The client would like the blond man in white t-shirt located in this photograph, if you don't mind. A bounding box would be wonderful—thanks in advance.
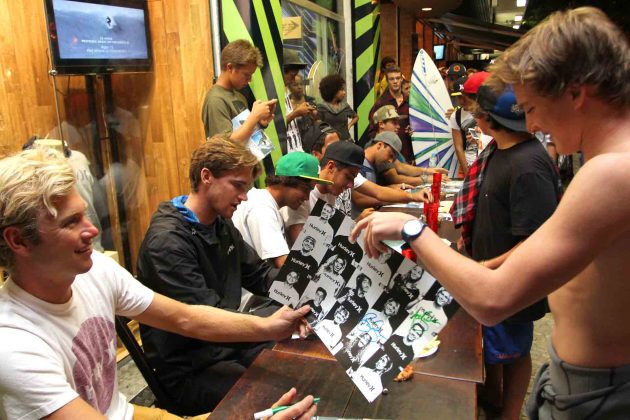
[0,148,316,420]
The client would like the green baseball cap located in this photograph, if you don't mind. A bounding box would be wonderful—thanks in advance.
[275,152,332,184]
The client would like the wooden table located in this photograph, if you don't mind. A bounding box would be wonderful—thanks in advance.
[211,349,477,419]
[274,308,483,384]
[412,309,483,383]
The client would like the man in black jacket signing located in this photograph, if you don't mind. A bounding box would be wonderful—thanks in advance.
[137,136,283,415]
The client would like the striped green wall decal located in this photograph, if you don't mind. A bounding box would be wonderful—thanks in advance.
[352,1,380,147]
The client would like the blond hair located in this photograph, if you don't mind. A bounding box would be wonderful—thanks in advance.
[189,135,261,192]
[220,39,263,70]
[491,7,630,108]
[0,148,75,273]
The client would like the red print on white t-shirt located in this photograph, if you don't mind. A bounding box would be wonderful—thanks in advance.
[72,317,117,412]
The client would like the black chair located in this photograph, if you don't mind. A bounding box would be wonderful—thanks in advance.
[115,316,177,412]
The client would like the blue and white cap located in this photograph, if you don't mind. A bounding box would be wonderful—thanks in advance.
[477,84,528,133]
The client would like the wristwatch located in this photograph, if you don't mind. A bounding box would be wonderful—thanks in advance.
[401,219,426,244]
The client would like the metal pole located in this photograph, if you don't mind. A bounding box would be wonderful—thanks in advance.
[209,0,222,81]
[48,69,65,149]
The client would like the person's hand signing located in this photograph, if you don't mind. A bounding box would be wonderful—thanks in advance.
[267,388,317,420]
[350,212,415,259]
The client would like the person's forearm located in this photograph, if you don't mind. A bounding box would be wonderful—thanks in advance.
[135,294,270,343]
[230,116,260,143]
[286,223,304,247]
[374,186,414,203]
[408,230,530,325]
[385,172,425,187]
[394,160,425,177]
[352,189,384,208]
[482,242,523,270]
[286,110,300,124]
[272,254,288,269]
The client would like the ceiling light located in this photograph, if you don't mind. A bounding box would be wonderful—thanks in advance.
[421,7,432,11]
[514,15,523,22]
[516,0,526,6]
[513,24,520,29]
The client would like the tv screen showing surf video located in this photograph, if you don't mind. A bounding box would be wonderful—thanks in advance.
[52,0,149,60]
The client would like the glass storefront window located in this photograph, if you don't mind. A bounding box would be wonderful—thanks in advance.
[282,1,345,103]
[37,74,151,272]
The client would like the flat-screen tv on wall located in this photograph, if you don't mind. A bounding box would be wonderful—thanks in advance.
[433,45,445,61]
[44,0,152,75]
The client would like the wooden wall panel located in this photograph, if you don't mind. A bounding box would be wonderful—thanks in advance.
[0,1,58,155]
[0,0,215,272]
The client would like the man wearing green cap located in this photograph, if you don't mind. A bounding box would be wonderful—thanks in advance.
[233,151,332,268]
[137,137,302,414]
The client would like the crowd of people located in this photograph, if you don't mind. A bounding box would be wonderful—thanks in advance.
[0,6,628,420]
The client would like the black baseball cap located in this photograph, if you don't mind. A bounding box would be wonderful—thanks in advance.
[450,76,468,96]
[302,122,339,154]
[323,141,371,172]
[446,63,466,77]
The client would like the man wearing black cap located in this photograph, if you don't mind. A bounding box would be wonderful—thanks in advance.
[282,138,368,242]
[445,62,467,105]
[201,39,277,141]
[281,123,433,244]
[283,48,314,152]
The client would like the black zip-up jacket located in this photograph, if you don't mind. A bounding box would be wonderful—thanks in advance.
[137,201,277,380]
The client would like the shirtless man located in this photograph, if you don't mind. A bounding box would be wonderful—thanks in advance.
[352,8,630,419]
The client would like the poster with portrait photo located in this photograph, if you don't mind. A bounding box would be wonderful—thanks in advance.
[306,200,344,249]
[273,201,343,309]
[357,245,404,290]
[314,270,378,350]
[268,199,460,403]
[274,233,323,308]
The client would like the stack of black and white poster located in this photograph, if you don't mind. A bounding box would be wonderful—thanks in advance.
[269,200,459,402]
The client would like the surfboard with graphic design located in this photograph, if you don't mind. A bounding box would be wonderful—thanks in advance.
[410,50,458,177]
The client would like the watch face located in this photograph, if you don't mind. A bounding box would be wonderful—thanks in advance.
[405,220,423,237]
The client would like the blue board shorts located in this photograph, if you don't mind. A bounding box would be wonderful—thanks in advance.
[483,321,533,365]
